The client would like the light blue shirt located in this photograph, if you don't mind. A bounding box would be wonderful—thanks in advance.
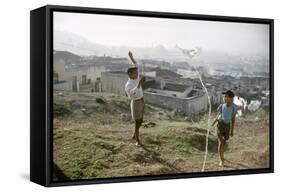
[217,103,238,123]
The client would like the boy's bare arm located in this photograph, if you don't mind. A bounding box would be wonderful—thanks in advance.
[212,114,220,126]
[231,116,236,136]
[212,118,218,126]
[128,51,137,65]
[137,77,145,88]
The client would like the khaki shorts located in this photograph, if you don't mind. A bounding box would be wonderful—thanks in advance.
[217,120,231,140]
[130,98,144,121]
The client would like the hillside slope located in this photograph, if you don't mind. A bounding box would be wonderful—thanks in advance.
[53,91,270,181]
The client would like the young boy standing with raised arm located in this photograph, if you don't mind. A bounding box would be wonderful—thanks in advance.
[125,51,145,146]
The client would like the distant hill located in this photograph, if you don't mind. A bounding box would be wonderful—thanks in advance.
[54,30,186,61]
[54,50,82,65]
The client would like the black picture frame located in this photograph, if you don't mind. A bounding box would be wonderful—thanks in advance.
[30,4,274,187]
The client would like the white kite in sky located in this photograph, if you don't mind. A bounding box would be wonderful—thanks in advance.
[175,44,202,58]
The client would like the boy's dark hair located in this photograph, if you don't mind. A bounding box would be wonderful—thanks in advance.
[127,67,137,74]
[222,90,235,98]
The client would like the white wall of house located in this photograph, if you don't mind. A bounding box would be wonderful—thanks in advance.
[144,91,208,115]
[101,72,128,96]
[53,81,73,91]
[54,60,106,85]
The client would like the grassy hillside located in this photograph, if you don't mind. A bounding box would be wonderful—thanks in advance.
[53,91,270,181]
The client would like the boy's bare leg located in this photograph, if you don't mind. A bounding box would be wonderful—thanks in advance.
[218,137,225,167]
[132,123,137,140]
[132,131,136,140]
[135,123,140,145]
[133,120,142,145]
[132,120,141,140]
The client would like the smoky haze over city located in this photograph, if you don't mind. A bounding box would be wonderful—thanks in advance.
[54,12,269,56]
[53,12,269,75]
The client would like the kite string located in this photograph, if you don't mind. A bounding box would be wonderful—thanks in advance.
[194,70,212,172]
[141,60,145,76]
[180,50,212,172]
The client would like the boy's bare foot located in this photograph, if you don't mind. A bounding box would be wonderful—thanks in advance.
[219,159,224,168]
[135,140,141,146]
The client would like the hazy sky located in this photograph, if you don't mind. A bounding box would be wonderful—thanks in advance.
[54,12,270,55]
